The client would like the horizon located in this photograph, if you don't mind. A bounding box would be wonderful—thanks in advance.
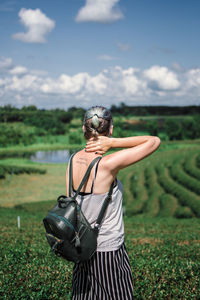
[0,102,200,111]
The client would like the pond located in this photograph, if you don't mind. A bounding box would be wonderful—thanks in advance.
[30,150,71,164]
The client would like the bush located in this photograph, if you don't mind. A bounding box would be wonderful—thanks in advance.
[0,165,46,179]
[24,114,66,135]
[175,206,194,218]
[68,130,84,145]
[147,120,159,136]
[164,119,183,140]
[0,123,37,147]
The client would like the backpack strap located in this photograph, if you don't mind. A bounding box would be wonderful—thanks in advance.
[68,153,115,232]
[68,153,77,197]
[68,154,102,198]
[94,181,115,231]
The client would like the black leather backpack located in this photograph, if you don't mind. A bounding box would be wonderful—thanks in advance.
[43,154,114,263]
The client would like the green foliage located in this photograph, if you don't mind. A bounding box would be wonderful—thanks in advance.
[174,206,194,219]
[128,170,148,215]
[0,140,200,298]
[0,203,200,299]
[118,147,200,219]
[0,164,46,179]
[0,105,72,125]
[67,107,85,119]
[143,166,161,216]
[170,158,200,195]
[163,115,200,141]
[0,123,37,147]
[24,113,66,135]
[0,204,73,299]
[183,153,200,181]
[147,120,159,136]
[164,119,183,140]
[159,193,178,217]
[110,103,200,116]
[0,105,200,146]
[0,150,33,159]
[68,129,85,145]
[156,163,200,217]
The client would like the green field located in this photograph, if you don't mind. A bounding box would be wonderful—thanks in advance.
[0,140,200,299]
[119,143,200,219]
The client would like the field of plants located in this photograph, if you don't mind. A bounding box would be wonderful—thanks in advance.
[0,104,200,299]
[0,139,200,299]
[119,144,200,219]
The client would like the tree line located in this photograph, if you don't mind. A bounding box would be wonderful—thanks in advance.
[1,104,200,123]
[110,103,200,116]
[0,104,200,147]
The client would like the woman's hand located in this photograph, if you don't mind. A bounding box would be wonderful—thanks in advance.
[86,136,112,155]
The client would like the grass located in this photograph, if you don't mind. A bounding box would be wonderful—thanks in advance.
[0,160,66,207]
[0,201,200,299]
[0,139,200,298]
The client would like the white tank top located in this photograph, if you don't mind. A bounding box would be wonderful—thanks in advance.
[71,162,124,252]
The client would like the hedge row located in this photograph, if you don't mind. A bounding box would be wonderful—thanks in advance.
[0,165,46,179]
[156,164,200,217]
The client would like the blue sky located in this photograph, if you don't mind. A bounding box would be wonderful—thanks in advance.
[0,0,200,109]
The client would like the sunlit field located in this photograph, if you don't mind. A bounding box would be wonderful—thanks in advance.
[0,139,200,299]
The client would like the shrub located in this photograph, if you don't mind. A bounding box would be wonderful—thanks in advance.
[68,130,84,145]
[0,165,46,179]
[0,123,36,147]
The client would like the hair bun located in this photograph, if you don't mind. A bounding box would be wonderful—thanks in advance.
[92,114,100,128]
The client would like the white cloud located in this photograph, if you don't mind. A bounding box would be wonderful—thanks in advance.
[186,68,200,88]
[75,0,124,23]
[8,74,41,92]
[87,73,107,94]
[10,66,27,75]
[121,68,142,95]
[41,73,90,94]
[40,72,108,96]
[1,58,200,109]
[143,65,180,91]
[12,8,55,43]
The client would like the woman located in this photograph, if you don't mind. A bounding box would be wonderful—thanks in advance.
[66,106,160,300]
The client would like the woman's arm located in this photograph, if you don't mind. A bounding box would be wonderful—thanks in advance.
[86,135,161,173]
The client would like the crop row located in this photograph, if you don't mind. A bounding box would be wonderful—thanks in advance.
[120,150,200,218]
[0,164,46,179]
[129,169,148,215]
[197,153,200,168]
[183,152,200,181]
[159,193,178,217]
[169,158,200,196]
[156,164,199,217]
[143,166,162,217]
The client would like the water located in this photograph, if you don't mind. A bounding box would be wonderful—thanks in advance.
[30,150,71,163]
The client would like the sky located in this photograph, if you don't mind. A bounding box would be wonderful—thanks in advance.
[0,0,200,109]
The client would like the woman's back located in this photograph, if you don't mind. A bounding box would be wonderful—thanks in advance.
[67,149,115,195]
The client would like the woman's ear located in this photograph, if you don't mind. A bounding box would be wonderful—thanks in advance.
[109,125,113,136]
[82,125,86,133]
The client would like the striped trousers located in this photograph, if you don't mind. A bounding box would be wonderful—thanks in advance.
[71,243,133,300]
